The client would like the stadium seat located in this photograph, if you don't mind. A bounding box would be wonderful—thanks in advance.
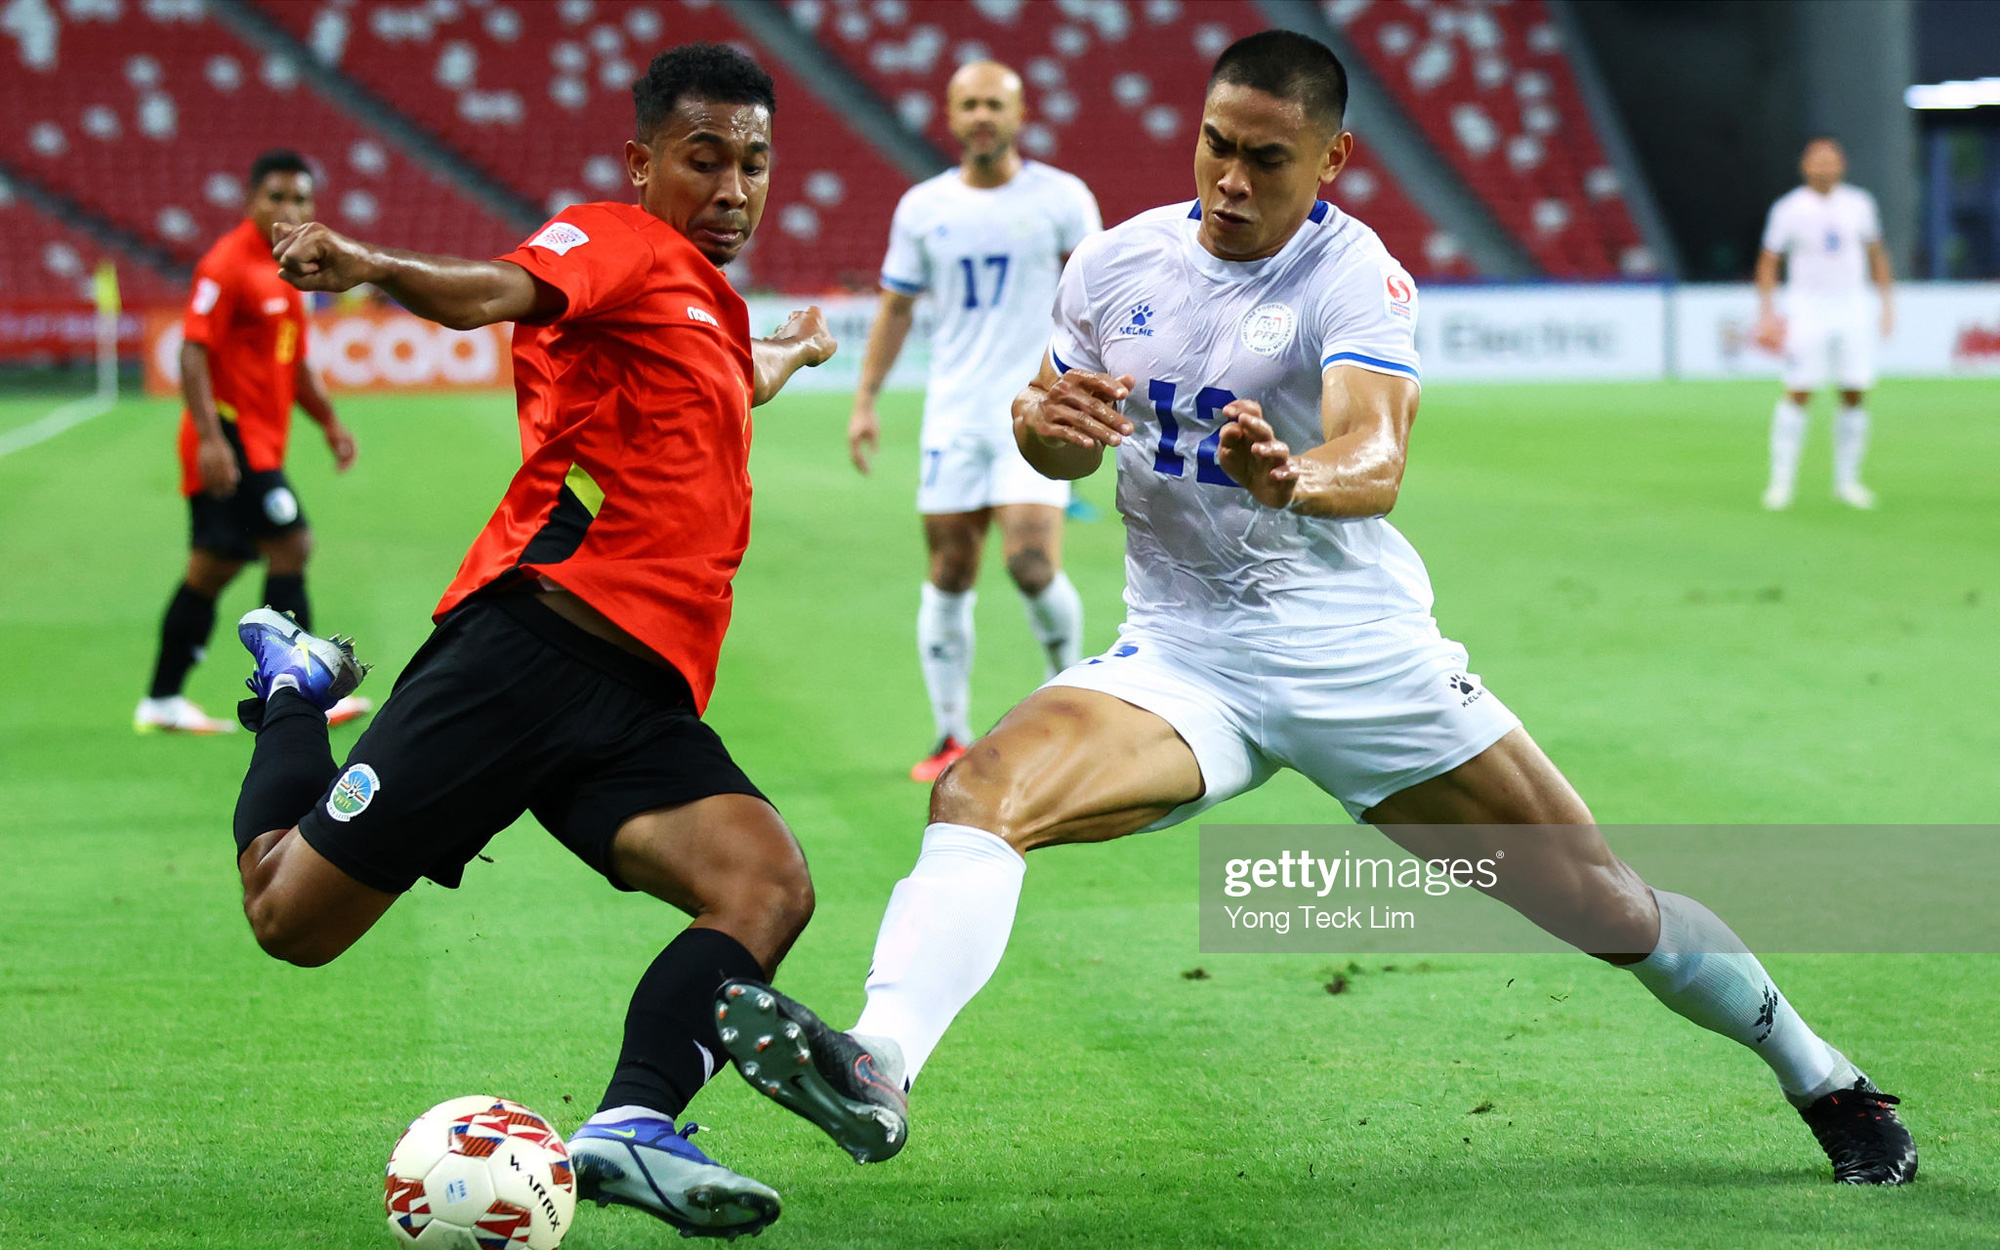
[254,0,916,292]
[1325,0,1651,277]
[0,0,523,278]
[0,174,181,303]
[793,0,1468,277]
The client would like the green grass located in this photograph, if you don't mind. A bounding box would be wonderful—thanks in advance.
[1,380,1995,1248]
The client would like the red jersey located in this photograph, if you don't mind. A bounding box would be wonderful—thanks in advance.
[435,203,755,713]
[177,219,307,496]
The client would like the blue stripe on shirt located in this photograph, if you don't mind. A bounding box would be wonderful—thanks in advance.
[1321,351,1420,380]
[1050,345,1073,374]
[880,273,925,295]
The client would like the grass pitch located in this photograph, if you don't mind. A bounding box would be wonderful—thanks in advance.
[1,379,1995,1248]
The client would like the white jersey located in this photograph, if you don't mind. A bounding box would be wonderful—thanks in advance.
[1761,184,1880,304]
[1051,200,1430,641]
[882,161,1100,439]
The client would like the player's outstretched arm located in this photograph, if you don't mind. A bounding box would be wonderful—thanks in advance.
[270,222,561,331]
[1216,365,1417,517]
[292,357,356,472]
[1012,353,1135,481]
[752,306,837,407]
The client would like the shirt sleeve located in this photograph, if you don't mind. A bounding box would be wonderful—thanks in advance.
[1855,191,1882,244]
[1315,251,1421,386]
[180,256,236,347]
[1057,178,1103,256]
[1048,239,1104,375]
[879,193,929,296]
[496,207,652,323]
[1759,198,1789,255]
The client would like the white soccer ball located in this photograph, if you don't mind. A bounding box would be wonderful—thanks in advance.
[384,1095,576,1249]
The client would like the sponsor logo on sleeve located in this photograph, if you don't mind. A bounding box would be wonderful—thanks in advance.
[1384,271,1415,322]
[526,222,590,256]
[262,295,290,315]
[1240,301,1298,356]
[686,305,719,327]
[326,763,380,823]
[191,277,221,315]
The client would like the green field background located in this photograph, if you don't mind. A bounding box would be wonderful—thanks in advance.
[1,379,1994,1247]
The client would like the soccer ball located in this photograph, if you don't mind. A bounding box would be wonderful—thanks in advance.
[383,1096,576,1249]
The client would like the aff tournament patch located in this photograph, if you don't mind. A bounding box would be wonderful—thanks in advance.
[1384,270,1416,322]
[326,764,380,823]
[1240,301,1298,356]
[526,221,589,255]
[190,277,221,315]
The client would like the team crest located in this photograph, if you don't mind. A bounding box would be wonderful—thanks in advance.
[525,221,589,255]
[326,763,380,823]
[1240,301,1297,356]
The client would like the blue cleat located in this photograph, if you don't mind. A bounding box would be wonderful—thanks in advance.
[237,607,370,712]
[568,1117,780,1239]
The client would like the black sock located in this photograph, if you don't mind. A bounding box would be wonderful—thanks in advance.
[263,572,310,632]
[233,688,338,856]
[148,583,218,699]
[598,927,765,1119]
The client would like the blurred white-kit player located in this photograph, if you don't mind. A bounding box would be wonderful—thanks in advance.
[846,60,1102,781]
[1754,137,1895,510]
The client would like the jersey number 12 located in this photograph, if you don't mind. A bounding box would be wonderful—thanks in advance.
[1147,379,1243,487]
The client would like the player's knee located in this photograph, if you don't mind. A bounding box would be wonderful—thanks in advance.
[928,557,978,595]
[264,529,312,574]
[1006,547,1055,597]
[243,892,342,967]
[930,743,1033,845]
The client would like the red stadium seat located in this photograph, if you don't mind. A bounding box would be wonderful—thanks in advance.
[255,0,916,292]
[795,0,1467,277]
[0,2,523,277]
[1326,0,1651,277]
[0,179,182,303]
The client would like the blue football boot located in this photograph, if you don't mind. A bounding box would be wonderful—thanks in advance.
[568,1115,781,1239]
[237,607,370,711]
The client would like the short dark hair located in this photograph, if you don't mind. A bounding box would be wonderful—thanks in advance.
[248,149,312,191]
[1209,30,1348,134]
[633,42,776,141]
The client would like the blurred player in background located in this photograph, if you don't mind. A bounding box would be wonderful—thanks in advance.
[717,32,1916,1190]
[846,60,1102,781]
[135,150,366,734]
[224,44,834,1240]
[1755,137,1895,511]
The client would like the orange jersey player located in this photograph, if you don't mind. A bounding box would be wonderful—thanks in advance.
[137,150,365,734]
[217,45,837,1239]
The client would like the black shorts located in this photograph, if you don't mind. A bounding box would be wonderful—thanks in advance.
[188,421,307,562]
[297,590,766,894]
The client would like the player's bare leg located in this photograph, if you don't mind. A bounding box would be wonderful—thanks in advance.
[137,548,246,734]
[1833,387,1875,508]
[1764,388,1812,510]
[1363,729,1914,1183]
[912,509,992,779]
[994,503,1083,678]
[718,688,1198,1159]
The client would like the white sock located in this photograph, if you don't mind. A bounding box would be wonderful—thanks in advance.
[1768,398,1807,494]
[916,583,975,742]
[1833,403,1870,486]
[852,822,1025,1086]
[1021,571,1083,677]
[1628,890,1855,1107]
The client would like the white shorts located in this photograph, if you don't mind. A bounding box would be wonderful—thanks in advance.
[1044,615,1522,826]
[1783,299,1877,392]
[918,422,1069,514]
